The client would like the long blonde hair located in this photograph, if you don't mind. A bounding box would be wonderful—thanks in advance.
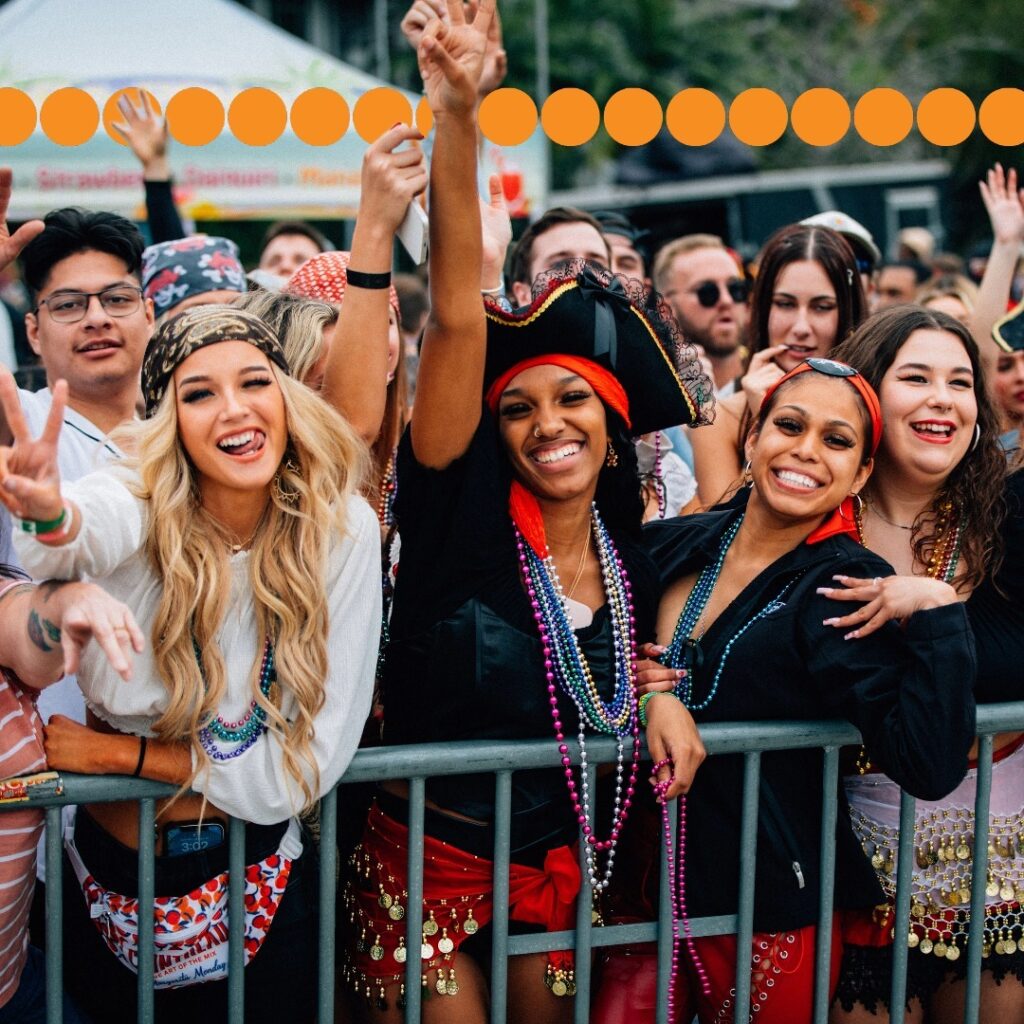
[115,367,369,813]
[233,290,338,385]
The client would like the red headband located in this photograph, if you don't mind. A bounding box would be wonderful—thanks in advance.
[759,359,882,546]
[487,356,631,557]
[760,359,882,458]
[485,355,631,428]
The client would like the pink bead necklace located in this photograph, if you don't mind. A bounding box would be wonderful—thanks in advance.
[516,506,642,892]
[652,758,710,1019]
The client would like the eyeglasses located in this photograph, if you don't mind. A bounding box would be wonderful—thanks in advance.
[35,285,144,324]
[693,279,749,308]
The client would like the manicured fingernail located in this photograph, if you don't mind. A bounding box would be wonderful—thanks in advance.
[652,644,667,654]
[816,587,832,595]
[844,631,858,640]
[676,670,687,678]
[832,575,847,582]
[823,618,839,626]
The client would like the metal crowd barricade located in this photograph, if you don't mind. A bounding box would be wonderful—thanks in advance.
[6,701,1023,1024]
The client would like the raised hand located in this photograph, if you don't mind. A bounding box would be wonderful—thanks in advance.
[0,369,65,523]
[417,0,497,117]
[400,0,448,51]
[0,168,44,275]
[979,163,1024,247]
[478,3,507,97]
[359,124,428,237]
[111,92,171,179]
[480,173,512,289]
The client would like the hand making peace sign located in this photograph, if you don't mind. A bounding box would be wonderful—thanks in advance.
[0,368,66,524]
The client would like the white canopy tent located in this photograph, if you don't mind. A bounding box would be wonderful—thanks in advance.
[0,0,545,221]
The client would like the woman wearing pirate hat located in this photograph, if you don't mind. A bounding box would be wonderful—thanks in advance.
[340,4,712,1020]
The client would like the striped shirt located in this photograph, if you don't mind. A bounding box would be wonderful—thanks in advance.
[0,581,46,1008]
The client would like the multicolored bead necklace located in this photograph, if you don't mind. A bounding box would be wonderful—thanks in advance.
[377,452,397,528]
[652,760,710,1018]
[195,636,277,762]
[515,503,641,892]
[663,515,742,710]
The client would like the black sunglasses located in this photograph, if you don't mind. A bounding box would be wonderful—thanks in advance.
[805,357,857,377]
[694,279,749,308]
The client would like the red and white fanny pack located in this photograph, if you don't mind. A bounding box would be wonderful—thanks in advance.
[64,812,302,989]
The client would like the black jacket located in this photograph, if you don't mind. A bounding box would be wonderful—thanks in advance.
[644,492,977,931]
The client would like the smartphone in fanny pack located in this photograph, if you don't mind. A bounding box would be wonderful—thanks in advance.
[163,821,226,858]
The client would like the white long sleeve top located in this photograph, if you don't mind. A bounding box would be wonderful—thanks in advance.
[14,466,381,824]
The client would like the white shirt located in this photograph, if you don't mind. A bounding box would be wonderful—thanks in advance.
[15,466,381,824]
[635,431,697,518]
[0,388,124,726]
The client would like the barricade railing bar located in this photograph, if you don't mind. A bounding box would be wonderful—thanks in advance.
[6,701,1023,1024]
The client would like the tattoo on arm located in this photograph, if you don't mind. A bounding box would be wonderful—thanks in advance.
[28,609,61,652]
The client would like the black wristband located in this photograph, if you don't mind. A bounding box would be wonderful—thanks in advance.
[133,736,148,777]
[345,268,392,290]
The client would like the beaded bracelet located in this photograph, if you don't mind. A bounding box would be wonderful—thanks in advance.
[346,268,391,290]
[637,690,681,728]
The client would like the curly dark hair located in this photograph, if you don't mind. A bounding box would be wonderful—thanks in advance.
[832,305,1007,591]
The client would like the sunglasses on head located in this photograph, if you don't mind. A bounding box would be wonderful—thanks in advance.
[694,279,749,308]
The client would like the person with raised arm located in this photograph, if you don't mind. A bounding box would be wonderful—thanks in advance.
[339,4,711,1021]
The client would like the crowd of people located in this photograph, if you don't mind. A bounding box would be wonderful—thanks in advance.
[0,3,1023,1023]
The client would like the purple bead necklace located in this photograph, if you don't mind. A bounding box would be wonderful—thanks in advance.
[516,504,641,892]
[652,758,710,1018]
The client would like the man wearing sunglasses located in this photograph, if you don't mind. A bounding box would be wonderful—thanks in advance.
[653,233,750,396]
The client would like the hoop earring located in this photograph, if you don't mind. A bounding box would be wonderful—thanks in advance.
[605,440,619,468]
[273,456,301,505]
[841,492,864,522]
[742,460,752,486]
[971,424,981,451]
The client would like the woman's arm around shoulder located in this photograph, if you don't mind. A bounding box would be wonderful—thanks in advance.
[797,546,976,800]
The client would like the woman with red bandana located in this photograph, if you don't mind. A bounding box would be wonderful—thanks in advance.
[340,4,711,1021]
[614,358,975,1024]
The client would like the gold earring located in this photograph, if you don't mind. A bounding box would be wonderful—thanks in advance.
[273,456,301,505]
[605,440,619,468]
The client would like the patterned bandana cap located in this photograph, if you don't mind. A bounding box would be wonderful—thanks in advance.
[142,235,246,316]
[284,250,401,314]
[142,306,289,417]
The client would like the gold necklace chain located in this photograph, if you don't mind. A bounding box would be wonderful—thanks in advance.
[564,527,592,601]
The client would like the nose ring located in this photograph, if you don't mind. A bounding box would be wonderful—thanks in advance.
[533,424,542,438]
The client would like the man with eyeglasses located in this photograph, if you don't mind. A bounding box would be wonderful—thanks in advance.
[0,179,154,714]
[653,233,750,397]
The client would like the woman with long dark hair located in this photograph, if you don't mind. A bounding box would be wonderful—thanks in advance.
[691,223,868,505]
[822,306,1023,1023]
[630,357,975,1023]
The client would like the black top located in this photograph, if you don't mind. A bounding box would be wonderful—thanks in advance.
[642,489,977,932]
[965,469,1024,704]
[384,411,658,854]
